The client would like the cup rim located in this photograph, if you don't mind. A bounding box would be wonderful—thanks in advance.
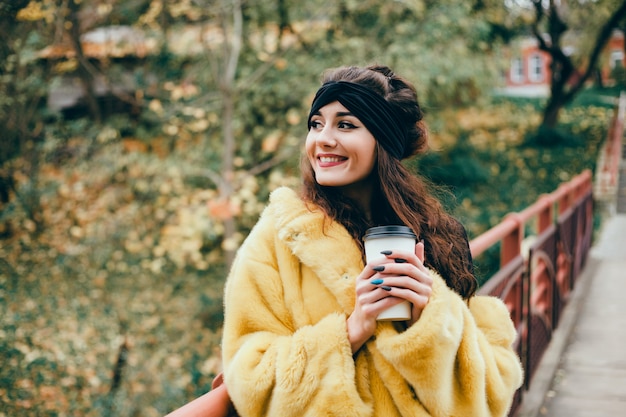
[363,225,416,241]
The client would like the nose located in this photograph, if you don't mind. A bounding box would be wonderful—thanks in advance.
[314,125,337,148]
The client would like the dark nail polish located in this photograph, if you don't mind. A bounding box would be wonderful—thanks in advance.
[380,250,393,255]
[381,286,392,291]
[373,265,385,272]
[394,258,407,263]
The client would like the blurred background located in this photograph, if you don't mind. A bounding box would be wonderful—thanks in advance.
[1,0,625,415]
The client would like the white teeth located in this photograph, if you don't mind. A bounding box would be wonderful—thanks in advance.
[319,156,343,163]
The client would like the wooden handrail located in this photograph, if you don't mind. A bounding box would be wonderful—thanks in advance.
[595,91,626,197]
[469,167,595,417]
[470,170,592,261]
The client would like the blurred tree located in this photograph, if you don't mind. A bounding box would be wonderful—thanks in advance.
[2,0,536,268]
[0,0,30,62]
[527,0,626,127]
[0,0,52,234]
[316,0,514,109]
[0,0,40,164]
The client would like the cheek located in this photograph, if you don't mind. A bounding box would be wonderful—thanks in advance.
[305,133,316,156]
[361,140,378,167]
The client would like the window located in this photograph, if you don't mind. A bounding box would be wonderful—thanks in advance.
[510,57,523,83]
[528,54,544,82]
[610,50,624,69]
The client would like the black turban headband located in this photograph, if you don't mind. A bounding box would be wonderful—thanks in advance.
[308,81,407,159]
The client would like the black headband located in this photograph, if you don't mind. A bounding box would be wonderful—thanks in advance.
[308,81,406,159]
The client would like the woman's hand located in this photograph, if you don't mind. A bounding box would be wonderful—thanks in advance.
[383,241,432,325]
[347,242,432,353]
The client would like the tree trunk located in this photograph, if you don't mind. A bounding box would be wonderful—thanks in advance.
[0,0,30,64]
[219,0,243,268]
[542,96,564,128]
[0,0,32,163]
[221,87,237,268]
[67,0,102,124]
[532,0,626,128]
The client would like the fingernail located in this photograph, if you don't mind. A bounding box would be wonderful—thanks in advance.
[394,258,407,263]
[371,278,384,285]
[373,265,385,272]
[380,250,392,255]
[381,286,392,291]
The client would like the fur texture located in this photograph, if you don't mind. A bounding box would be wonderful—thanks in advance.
[222,187,523,417]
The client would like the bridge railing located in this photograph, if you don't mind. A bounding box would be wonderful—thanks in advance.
[470,170,594,415]
[595,91,626,200]
[471,92,625,416]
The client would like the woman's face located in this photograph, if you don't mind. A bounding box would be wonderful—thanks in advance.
[306,101,377,189]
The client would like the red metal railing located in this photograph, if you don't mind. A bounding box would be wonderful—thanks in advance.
[596,92,626,197]
[471,93,625,416]
[470,170,594,416]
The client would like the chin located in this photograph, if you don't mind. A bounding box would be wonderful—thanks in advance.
[316,180,341,187]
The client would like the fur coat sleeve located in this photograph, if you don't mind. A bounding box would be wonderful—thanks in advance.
[221,187,523,417]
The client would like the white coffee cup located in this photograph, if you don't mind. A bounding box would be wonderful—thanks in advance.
[363,225,417,321]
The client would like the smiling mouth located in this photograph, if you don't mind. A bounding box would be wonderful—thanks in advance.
[318,156,347,164]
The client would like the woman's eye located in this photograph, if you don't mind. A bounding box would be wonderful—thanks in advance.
[309,120,322,129]
[338,121,356,129]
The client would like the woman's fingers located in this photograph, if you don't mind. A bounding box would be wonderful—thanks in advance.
[378,246,428,273]
[415,241,425,263]
[352,242,434,329]
[354,247,433,324]
[365,246,433,307]
[369,260,432,288]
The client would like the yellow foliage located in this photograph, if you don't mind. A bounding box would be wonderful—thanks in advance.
[138,0,163,29]
[275,58,288,71]
[16,1,49,21]
[149,99,164,116]
[262,131,282,153]
[286,108,301,126]
[53,59,78,74]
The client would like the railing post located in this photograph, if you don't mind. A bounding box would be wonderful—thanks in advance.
[537,195,553,233]
[556,183,571,215]
[501,213,523,266]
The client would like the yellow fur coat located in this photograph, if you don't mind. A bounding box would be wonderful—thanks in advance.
[221,187,523,417]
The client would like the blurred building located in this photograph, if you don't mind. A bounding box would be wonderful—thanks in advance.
[37,25,159,116]
[500,30,625,97]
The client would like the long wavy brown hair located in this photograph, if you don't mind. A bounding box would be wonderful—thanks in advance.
[300,65,477,299]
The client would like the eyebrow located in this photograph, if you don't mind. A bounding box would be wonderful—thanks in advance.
[311,110,355,118]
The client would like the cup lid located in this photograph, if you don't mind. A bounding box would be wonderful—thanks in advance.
[363,225,416,241]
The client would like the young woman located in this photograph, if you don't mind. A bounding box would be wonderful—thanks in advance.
[219,65,523,416]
